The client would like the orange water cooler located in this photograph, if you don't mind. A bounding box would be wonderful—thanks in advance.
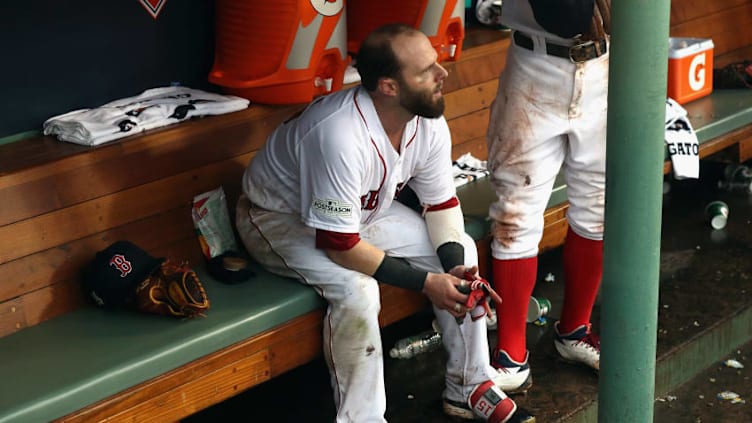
[209,0,350,105]
[667,37,714,104]
[347,0,465,62]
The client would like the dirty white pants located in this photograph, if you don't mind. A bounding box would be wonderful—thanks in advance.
[236,196,500,422]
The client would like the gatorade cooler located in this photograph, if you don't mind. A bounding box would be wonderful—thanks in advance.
[667,37,714,104]
[209,0,350,105]
[347,0,465,62]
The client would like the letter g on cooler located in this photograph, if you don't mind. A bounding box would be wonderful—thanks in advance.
[688,52,707,92]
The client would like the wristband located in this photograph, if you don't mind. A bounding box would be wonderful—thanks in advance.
[436,242,464,272]
[372,255,427,291]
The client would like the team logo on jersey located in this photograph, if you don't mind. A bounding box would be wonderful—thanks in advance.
[313,198,353,216]
[361,191,380,210]
[139,0,168,19]
[109,254,133,277]
[310,0,344,17]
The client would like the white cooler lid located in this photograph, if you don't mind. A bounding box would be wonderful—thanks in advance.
[668,37,714,59]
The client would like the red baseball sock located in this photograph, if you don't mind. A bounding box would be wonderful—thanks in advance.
[559,228,603,334]
[492,256,537,363]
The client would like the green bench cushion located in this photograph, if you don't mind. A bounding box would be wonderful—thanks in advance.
[687,89,752,143]
[0,265,323,423]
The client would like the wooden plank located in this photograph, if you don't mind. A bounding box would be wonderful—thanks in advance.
[444,79,498,121]
[102,350,271,423]
[55,314,281,423]
[0,207,198,303]
[540,203,570,253]
[0,153,251,265]
[443,38,508,93]
[452,136,489,162]
[20,279,85,330]
[448,109,491,147]
[462,27,509,51]
[738,136,752,162]
[267,316,324,378]
[0,109,283,227]
[475,237,492,279]
[670,0,750,26]
[670,3,752,57]
[714,44,752,68]
[378,285,430,328]
[0,105,297,188]
[0,297,25,336]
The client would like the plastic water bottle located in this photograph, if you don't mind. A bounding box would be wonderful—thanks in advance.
[389,330,442,359]
[718,164,752,193]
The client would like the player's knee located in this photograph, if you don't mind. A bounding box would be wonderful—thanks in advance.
[334,275,382,317]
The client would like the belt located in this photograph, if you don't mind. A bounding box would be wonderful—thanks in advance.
[513,31,608,63]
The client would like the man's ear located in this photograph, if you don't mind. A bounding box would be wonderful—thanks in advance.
[378,77,399,97]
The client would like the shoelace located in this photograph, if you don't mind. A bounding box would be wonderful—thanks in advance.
[575,332,601,351]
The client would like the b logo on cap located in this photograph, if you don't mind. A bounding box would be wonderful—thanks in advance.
[109,254,133,277]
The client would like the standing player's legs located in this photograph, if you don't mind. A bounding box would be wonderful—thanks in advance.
[486,43,574,387]
[555,53,609,371]
[236,196,386,423]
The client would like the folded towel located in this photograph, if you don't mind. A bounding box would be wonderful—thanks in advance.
[43,86,250,146]
[453,153,490,187]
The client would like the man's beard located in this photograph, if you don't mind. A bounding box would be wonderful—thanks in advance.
[399,83,445,118]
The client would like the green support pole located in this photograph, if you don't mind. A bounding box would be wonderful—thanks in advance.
[599,1,671,422]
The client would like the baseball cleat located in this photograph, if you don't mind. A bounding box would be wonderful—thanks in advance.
[491,349,533,394]
[554,322,600,372]
[443,380,535,423]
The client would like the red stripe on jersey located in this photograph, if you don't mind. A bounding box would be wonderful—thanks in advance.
[405,117,419,149]
[316,229,361,251]
[426,196,459,212]
[354,89,387,224]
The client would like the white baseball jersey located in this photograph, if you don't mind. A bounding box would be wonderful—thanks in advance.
[242,86,457,225]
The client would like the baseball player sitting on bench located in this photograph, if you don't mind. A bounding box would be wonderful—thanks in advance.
[236,23,534,423]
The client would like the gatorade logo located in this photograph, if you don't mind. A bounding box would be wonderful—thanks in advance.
[310,0,344,16]
[109,254,133,277]
[688,52,707,92]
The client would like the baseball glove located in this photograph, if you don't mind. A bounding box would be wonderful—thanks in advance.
[134,260,210,318]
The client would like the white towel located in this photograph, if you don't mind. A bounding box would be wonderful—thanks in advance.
[665,98,699,180]
[452,153,490,187]
[43,86,250,146]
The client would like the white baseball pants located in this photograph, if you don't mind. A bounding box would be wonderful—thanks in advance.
[236,196,500,422]
[487,38,609,259]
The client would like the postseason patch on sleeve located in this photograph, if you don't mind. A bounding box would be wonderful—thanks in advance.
[312,197,354,217]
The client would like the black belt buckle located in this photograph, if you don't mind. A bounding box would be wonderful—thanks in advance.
[569,40,607,63]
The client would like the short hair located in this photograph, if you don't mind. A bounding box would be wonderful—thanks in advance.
[355,23,421,91]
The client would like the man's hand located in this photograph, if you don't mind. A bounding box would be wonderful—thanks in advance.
[422,265,478,319]
[448,265,479,283]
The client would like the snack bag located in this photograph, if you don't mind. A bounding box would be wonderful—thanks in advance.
[192,187,238,260]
